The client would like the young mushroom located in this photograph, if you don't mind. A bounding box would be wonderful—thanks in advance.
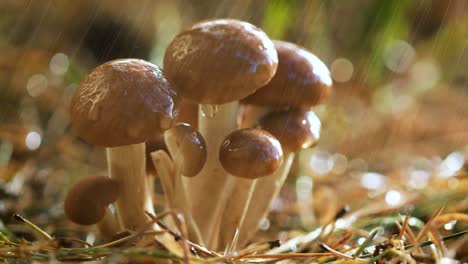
[242,40,332,108]
[163,19,278,248]
[239,109,321,245]
[70,59,183,255]
[146,100,198,176]
[259,109,321,153]
[150,122,206,244]
[64,176,120,240]
[218,128,283,251]
[165,123,207,178]
[152,122,207,208]
[223,41,332,247]
[219,128,283,179]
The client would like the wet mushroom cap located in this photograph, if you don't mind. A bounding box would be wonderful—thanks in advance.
[64,176,120,225]
[259,108,321,153]
[243,41,332,107]
[219,128,283,179]
[70,59,178,147]
[164,19,278,104]
[164,123,207,177]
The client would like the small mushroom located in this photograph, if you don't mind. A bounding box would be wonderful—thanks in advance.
[259,109,321,153]
[242,40,332,108]
[150,123,207,245]
[218,128,283,250]
[70,59,178,232]
[164,123,207,177]
[64,176,120,240]
[146,99,198,176]
[219,128,283,179]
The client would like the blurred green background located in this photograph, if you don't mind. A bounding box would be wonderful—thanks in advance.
[1,0,467,159]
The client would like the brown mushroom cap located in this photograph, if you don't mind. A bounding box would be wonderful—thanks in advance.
[164,123,207,177]
[259,108,321,153]
[243,41,332,107]
[163,19,278,104]
[219,128,283,179]
[64,176,120,225]
[70,59,178,147]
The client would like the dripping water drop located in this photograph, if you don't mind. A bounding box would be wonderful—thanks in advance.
[200,104,218,118]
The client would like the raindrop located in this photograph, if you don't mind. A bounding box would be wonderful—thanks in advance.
[271,197,283,211]
[444,220,456,231]
[385,190,401,206]
[410,59,440,93]
[200,104,218,118]
[408,169,430,189]
[309,151,333,176]
[49,53,69,76]
[408,218,419,227]
[332,153,348,174]
[258,218,270,231]
[296,175,313,199]
[330,57,354,82]
[356,237,366,245]
[25,131,41,151]
[384,40,415,73]
[26,74,48,97]
[439,152,464,178]
[360,172,385,190]
[335,219,347,229]
[444,152,464,171]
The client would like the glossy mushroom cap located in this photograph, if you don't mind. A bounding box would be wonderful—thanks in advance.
[219,128,283,179]
[70,59,178,147]
[64,176,120,225]
[164,123,207,177]
[164,19,278,104]
[243,41,332,108]
[259,109,321,153]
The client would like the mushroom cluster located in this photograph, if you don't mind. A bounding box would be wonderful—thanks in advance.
[66,19,332,253]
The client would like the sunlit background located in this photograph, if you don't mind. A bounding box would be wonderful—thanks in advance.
[0,0,467,259]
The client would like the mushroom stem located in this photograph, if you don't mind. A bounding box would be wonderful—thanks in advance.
[106,143,153,230]
[150,149,205,246]
[224,179,258,254]
[220,153,295,248]
[107,145,185,257]
[236,152,295,246]
[205,176,236,249]
[218,104,275,249]
[97,208,121,241]
[150,150,175,207]
[182,101,239,247]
